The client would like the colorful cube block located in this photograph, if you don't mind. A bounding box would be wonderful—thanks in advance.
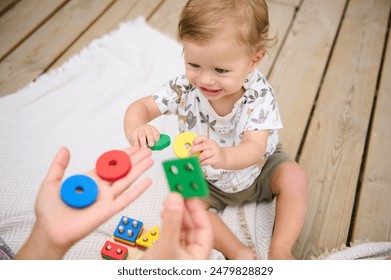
[100,240,128,260]
[136,226,159,251]
[113,216,144,246]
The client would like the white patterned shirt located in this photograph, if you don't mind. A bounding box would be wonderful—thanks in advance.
[152,69,282,193]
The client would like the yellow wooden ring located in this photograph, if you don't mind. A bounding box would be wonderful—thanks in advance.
[173,132,199,158]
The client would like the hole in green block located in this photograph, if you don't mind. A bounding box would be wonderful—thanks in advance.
[191,183,198,190]
[185,163,194,171]
[175,184,183,192]
[170,165,179,175]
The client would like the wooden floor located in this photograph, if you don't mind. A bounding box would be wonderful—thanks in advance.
[1,0,390,259]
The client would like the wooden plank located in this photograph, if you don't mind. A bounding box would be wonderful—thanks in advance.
[352,26,391,242]
[293,0,390,259]
[0,0,67,61]
[268,0,346,158]
[259,1,296,76]
[0,0,19,16]
[0,0,114,97]
[269,0,301,7]
[51,0,163,68]
[148,0,187,39]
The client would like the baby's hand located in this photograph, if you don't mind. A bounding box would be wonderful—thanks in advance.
[190,135,226,169]
[128,124,160,149]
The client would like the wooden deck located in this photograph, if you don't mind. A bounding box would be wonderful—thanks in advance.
[1,0,390,259]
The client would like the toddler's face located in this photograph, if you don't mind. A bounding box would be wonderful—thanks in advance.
[183,29,262,104]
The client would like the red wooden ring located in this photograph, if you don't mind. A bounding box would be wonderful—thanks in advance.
[96,150,131,182]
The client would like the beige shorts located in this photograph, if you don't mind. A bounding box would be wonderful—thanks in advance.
[201,144,292,211]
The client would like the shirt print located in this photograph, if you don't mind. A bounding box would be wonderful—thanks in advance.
[152,69,283,193]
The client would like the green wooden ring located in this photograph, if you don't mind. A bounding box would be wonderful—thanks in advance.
[149,134,171,151]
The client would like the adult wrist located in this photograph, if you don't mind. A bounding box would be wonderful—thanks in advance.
[15,224,69,259]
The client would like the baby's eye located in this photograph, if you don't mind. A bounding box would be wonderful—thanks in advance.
[188,63,200,68]
[215,68,228,74]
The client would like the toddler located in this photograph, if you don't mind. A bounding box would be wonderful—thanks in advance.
[124,0,308,259]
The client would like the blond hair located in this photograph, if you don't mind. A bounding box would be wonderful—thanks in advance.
[177,0,276,54]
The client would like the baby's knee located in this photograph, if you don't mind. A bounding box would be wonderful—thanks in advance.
[272,162,308,197]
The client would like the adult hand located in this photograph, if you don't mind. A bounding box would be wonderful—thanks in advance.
[15,146,153,259]
[143,192,213,260]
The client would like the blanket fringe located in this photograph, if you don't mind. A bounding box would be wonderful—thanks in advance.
[238,205,261,260]
[312,239,373,260]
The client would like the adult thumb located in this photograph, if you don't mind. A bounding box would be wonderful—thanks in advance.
[159,192,185,245]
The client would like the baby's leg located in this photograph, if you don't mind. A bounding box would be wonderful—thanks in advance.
[200,201,255,260]
[269,161,308,259]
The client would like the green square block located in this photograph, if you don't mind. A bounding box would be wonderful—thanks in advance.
[162,157,209,198]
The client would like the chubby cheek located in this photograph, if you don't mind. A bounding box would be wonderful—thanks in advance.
[185,69,197,86]
[222,78,244,93]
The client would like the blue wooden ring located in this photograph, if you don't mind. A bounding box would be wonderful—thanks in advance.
[60,174,98,208]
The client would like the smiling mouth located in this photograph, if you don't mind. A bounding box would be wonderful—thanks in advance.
[199,86,222,96]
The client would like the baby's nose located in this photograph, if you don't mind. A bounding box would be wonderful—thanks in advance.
[198,71,215,86]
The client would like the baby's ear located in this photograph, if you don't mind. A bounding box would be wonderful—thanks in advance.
[249,49,265,71]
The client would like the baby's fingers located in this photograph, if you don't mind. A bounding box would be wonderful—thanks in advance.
[145,127,160,148]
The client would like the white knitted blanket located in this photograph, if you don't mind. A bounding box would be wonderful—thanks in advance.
[0,18,275,260]
[318,241,391,260]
